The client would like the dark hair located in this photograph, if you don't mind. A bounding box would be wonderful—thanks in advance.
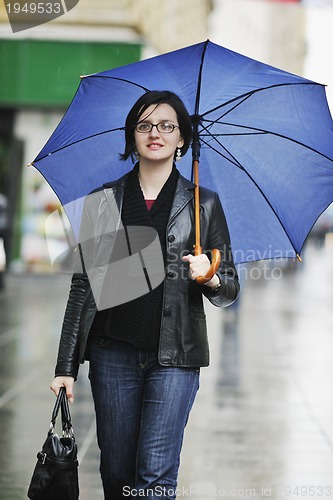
[120,90,193,162]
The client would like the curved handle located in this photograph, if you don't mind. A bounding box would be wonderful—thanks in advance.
[194,246,221,285]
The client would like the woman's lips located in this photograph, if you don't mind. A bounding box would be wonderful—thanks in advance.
[147,143,163,150]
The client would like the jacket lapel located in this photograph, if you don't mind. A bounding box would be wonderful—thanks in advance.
[103,173,127,221]
[168,174,195,223]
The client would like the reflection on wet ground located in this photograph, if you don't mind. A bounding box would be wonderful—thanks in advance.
[0,240,333,499]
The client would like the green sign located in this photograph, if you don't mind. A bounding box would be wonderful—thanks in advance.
[0,39,141,107]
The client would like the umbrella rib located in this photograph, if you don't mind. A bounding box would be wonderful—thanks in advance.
[200,136,243,170]
[34,127,125,162]
[201,131,265,137]
[202,117,267,136]
[87,75,151,93]
[201,119,333,163]
[200,81,323,119]
[199,124,244,169]
[199,137,300,256]
[202,93,263,132]
[208,93,254,121]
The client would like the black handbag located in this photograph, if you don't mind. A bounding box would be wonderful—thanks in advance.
[28,387,79,499]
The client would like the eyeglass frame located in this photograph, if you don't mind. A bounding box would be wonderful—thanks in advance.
[134,122,180,134]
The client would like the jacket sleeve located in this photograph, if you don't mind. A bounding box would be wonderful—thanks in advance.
[54,269,90,380]
[201,192,240,307]
[54,190,98,380]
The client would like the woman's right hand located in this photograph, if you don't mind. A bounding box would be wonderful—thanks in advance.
[50,376,75,403]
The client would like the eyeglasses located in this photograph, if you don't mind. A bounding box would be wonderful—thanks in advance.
[135,122,180,134]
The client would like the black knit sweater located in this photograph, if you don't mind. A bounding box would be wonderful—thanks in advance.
[90,164,179,352]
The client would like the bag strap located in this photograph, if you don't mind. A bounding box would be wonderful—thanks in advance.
[51,387,65,425]
[50,387,74,436]
[60,389,73,435]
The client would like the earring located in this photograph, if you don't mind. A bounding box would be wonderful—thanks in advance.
[134,148,140,161]
[176,148,182,162]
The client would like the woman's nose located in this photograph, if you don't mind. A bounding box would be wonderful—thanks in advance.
[149,124,160,137]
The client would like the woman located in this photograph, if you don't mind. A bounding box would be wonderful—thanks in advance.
[51,90,240,499]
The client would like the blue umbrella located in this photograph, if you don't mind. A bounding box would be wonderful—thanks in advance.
[31,40,333,265]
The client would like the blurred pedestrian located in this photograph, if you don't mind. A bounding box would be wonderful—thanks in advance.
[50,90,240,499]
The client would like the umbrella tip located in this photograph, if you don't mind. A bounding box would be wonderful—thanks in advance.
[296,254,302,262]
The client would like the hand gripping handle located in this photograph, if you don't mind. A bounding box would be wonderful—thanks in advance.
[193,246,221,285]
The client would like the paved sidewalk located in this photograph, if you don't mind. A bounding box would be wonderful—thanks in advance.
[0,240,333,499]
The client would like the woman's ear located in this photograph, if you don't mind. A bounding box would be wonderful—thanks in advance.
[178,137,184,148]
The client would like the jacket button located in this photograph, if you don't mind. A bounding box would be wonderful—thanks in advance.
[168,235,175,243]
[163,309,171,317]
[167,271,174,278]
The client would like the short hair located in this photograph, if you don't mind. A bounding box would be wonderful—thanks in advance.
[120,90,193,162]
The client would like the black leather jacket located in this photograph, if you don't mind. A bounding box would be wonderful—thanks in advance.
[55,172,240,379]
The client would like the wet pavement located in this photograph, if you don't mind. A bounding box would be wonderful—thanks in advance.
[0,239,333,499]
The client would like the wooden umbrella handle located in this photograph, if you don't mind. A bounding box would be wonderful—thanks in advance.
[192,158,221,284]
[194,246,221,285]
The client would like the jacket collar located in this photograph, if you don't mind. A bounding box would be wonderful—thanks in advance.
[102,168,196,221]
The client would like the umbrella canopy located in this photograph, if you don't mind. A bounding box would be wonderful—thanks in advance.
[32,40,333,264]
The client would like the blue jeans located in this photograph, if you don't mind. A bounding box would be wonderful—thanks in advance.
[88,337,200,499]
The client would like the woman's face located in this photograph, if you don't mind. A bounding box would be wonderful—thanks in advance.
[134,103,184,164]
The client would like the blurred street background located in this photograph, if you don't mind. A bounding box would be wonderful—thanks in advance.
[1,0,333,498]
